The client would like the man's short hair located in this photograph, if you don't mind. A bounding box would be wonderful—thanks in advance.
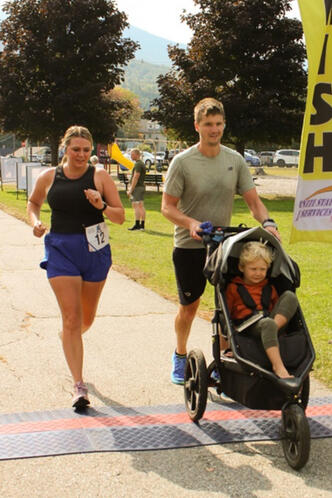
[194,98,225,123]
[131,148,141,156]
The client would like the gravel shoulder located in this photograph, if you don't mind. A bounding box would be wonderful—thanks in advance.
[253,175,297,197]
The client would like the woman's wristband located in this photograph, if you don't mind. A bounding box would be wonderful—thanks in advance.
[98,201,108,212]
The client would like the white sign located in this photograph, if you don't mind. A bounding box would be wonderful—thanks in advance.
[0,157,17,183]
[26,163,46,197]
[17,161,27,190]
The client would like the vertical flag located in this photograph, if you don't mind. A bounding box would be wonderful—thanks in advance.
[290,0,332,243]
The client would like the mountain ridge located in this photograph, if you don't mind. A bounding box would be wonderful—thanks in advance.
[122,59,169,110]
[121,26,188,109]
[123,25,186,66]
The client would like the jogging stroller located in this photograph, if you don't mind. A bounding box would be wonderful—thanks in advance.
[184,225,315,470]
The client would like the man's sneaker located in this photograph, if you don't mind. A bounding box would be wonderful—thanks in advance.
[72,381,90,409]
[171,351,186,385]
[210,369,232,400]
[128,225,140,231]
[211,369,220,382]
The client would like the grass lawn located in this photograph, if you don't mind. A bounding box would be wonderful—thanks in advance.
[0,183,331,388]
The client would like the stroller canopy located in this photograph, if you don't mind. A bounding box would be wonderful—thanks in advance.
[204,227,300,287]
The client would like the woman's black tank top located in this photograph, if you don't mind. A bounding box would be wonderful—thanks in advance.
[47,165,104,233]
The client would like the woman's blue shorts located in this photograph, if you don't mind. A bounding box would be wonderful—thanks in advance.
[40,232,112,282]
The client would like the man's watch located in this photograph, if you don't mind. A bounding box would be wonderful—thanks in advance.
[99,201,107,212]
[262,218,278,230]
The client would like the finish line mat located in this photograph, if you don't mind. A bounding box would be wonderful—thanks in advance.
[0,397,331,461]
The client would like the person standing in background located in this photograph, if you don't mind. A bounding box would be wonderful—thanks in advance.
[127,148,146,231]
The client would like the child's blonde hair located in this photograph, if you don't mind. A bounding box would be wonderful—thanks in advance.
[239,241,274,268]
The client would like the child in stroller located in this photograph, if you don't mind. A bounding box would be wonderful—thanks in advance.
[184,225,315,470]
[226,240,299,380]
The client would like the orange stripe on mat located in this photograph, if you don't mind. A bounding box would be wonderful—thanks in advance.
[0,404,331,436]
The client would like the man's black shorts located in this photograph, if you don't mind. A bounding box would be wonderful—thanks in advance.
[172,247,207,305]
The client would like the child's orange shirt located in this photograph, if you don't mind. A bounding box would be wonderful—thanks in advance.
[226,276,279,320]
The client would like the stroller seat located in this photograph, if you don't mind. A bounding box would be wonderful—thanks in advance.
[211,229,308,374]
[234,325,308,375]
[203,226,314,397]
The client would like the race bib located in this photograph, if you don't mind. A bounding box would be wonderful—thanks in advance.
[85,222,109,252]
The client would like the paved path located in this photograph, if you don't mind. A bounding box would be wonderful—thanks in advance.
[0,209,331,498]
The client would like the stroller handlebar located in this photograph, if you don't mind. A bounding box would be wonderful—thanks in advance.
[198,224,249,248]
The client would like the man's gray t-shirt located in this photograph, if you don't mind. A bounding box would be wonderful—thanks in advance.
[164,144,254,248]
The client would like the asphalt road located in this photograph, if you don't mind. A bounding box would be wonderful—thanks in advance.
[0,209,331,498]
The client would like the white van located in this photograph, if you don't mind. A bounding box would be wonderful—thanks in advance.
[273,149,299,167]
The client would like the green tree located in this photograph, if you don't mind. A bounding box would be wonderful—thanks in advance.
[123,59,169,110]
[147,0,307,153]
[110,86,143,138]
[0,0,138,163]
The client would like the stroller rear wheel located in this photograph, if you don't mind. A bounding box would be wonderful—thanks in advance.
[281,403,311,470]
[184,349,208,422]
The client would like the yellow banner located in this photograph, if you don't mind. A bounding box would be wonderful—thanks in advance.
[290,0,332,243]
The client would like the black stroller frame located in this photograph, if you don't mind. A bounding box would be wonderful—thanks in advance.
[184,226,315,470]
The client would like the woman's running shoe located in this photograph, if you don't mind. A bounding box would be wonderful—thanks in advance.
[72,381,90,409]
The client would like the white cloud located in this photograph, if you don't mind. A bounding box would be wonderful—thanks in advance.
[115,0,197,44]
[1,0,301,45]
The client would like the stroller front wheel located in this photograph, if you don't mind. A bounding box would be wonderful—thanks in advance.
[299,375,310,411]
[184,349,208,422]
[281,403,311,470]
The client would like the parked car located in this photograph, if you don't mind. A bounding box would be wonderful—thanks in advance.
[39,151,52,163]
[141,151,155,168]
[124,150,155,169]
[245,149,258,157]
[244,151,261,166]
[273,149,299,167]
[168,149,180,161]
[34,147,51,163]
[259,151,275,166]
[155,151,170,171]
